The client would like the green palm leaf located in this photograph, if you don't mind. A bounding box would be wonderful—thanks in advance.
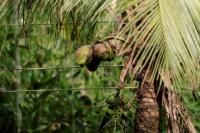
[118,0,200,89]
[0,0,116,46]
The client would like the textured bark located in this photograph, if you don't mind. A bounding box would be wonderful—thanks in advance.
[163,90,197,133]
[134,71,159,133]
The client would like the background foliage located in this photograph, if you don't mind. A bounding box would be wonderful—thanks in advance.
[0,21,137,132]
[0,0,200,133]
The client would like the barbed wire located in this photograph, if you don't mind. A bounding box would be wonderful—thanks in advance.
[0,64,124,71]
[0,86,137,93]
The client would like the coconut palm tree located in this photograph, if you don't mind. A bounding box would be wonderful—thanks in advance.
[75,0,200,132]
[117,1,200,132]
[1,0,200,132]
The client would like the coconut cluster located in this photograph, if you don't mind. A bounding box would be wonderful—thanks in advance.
[75,42,114,71]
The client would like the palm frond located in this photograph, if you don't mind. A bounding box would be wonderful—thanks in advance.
[0,0,116,46]
[118,0,200,89]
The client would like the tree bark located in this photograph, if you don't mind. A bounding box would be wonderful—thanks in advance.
[134,71,159,133]
[163,90,197,133]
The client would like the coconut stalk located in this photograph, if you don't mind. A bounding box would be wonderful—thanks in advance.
[163,89,197,133]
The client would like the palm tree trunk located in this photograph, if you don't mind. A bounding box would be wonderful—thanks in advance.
[134,71,159,133]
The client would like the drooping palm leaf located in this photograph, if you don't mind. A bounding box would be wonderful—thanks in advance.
[0,0,116,47]
[117,0,200,90]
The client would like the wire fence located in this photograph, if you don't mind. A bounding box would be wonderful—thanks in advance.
[0,86,137,93]
[0,65,124,71]
[0,22,199,95]
[0,83,197,93]
[0,21,112,26]
[0,64,130,93]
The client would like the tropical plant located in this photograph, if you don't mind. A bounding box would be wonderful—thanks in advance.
[75,0,200,132]
[116,1,200,132]
[0,0,200,133]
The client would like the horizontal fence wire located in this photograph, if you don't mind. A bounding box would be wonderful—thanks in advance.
[0,87,196,93]
[0,86,137,93]
[0,21,111,26]
[0,65,124,71]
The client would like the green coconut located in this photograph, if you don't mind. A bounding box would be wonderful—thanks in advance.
[76,45,93,65]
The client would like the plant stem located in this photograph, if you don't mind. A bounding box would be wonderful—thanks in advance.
[15,36,22,133]
[12,0,22,132]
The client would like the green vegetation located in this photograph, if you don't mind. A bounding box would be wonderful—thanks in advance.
[0,0,200,133]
